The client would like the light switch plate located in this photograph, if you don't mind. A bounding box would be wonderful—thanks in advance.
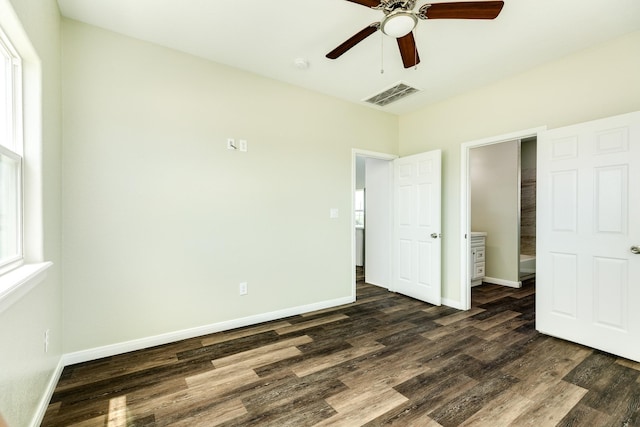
[330,208,339,219]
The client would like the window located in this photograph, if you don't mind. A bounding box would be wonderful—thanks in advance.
[355,189,364,227]
[0,27,23,274]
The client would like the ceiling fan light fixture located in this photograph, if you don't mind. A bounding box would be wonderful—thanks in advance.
[381,10,417,38]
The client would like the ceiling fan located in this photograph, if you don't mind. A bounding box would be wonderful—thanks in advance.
[326,0,504,68]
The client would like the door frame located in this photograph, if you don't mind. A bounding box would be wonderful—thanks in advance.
[351,149,397,299]
[459,127,546,310]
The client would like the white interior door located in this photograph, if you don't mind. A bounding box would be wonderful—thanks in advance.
[393,150,442,305]
[537,111,640,362]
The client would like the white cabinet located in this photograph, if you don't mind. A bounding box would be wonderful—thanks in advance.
[470,232,487,286]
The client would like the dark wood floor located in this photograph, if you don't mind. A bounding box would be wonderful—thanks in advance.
[42,277,640,426]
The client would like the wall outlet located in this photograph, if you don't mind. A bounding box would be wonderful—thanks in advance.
[44,329,50,353]
[239,139,247,152]
[239,282,248,295]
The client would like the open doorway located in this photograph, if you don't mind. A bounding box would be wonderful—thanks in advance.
[469,140,521,288]
[352,148,443,306]
[459,127,545,310]
[468,138,538,287]
[351,150,395,298]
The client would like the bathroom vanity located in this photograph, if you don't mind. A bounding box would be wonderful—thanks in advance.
[470,232,487,286]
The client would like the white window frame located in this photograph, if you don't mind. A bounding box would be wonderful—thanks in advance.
[0,1,51,317]
[355,189,365,227]
[0,24,24,275]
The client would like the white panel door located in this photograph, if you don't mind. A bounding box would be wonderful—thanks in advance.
[393,150,442,305]
[537,111,640,362]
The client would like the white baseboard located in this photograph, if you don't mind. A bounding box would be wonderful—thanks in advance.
[62,295,354,366]
[31,357,65,427]
[483,276,522,288]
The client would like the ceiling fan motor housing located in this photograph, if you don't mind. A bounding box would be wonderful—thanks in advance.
[380,0,417,13]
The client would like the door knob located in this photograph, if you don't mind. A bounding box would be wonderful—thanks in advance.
[632,245,640,255]
[431,233,441,239]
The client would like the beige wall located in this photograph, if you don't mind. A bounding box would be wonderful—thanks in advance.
[61,20,398,353]
[0,0,62,426]
[521,138,537,170]
[399,30,640,303]
[470,140,520,283]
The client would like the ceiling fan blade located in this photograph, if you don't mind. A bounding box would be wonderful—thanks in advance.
[397,32,420,68]
[420,1,504,20]
[326,23,379,59]
[345,0,381,8]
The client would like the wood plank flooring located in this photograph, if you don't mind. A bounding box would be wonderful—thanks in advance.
[42,278,640,426]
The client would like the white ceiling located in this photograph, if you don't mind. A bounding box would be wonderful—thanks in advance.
[56,0,640,115]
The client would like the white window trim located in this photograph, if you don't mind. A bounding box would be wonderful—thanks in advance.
[0,18,24,274]
[0,0,51,312]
